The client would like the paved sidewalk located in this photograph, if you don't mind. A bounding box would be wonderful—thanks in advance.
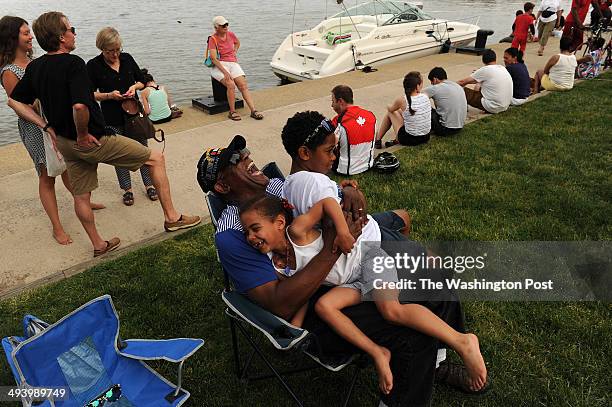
[0,41,558,298]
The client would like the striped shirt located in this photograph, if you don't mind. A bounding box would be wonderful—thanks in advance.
[403,93,431,136]
[216,178,284,233]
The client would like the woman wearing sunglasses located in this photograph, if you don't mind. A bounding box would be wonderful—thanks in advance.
[207,15,263,121]
[87,27,158,206]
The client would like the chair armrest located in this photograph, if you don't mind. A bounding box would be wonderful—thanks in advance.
[222,290,309,350]
[119,338,204,363]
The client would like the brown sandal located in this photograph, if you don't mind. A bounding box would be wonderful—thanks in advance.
[228,111,241,121]
[250,110,264,120]
[93,237,121,258]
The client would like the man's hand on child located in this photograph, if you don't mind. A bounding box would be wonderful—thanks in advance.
[342,185,368,223]
[333,232,356,255]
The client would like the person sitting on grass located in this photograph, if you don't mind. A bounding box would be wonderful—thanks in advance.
[330,84,377,175]
[532,36,578,93]
[240,192,489,395]
[503,48,532,106]
[457,49,513,114]
[422,67,467,136]
[512,2,537,53]
[139,68,182,124]
[575,37,607,79]
[375,71,431,148]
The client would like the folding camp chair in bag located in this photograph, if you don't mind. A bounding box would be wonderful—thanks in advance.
[1,295,204,407]
[206,162,364,407]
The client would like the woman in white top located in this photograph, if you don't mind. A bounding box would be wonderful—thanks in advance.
[240,194,488,395]
[375,71,431,148]
[533,36,577,93]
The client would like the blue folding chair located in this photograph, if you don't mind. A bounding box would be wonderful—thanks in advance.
[206,162,363,407]
[1,295,204,406]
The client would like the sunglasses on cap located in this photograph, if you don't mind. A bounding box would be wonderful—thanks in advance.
[85,384,121,407]
[303,119,335,147]
[228,147,250,165]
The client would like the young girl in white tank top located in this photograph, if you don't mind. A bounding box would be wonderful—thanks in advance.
[240,195,487,394]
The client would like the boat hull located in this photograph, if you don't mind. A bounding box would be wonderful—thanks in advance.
[271,16,479,82]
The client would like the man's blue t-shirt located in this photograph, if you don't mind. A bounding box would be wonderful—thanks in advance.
[506,62,531,100]
[214,178,284,293]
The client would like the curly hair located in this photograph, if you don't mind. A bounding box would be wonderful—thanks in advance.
[0,16,32,68]
[239,195,294,225]
[281,110,328,158]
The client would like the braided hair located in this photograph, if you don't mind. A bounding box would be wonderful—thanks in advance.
[403,71,422,116]
[239,195,294,226]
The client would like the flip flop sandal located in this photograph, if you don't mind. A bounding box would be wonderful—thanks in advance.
[385,139,400,148]
[250,110,264,120]
[146,187,159,201]
[228,111,242,121]
[122,191,134,206]
[93,237,121,257]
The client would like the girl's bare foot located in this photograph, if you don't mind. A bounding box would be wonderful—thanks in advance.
[373,346,393,394]
[53,230,73,245]
[91,202,105,210]
[457,333,487,391]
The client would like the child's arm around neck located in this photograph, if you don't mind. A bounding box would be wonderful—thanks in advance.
[289,197,354,252]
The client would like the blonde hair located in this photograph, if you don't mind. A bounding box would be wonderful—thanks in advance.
[95,27,121,51]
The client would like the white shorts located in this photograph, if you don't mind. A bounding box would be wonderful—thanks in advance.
[211,61,246,82]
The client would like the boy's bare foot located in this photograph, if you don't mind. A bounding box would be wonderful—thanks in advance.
[457,333,487,391]
[91,202,106,210]
[373,346,393,394]
[53,230,73,245]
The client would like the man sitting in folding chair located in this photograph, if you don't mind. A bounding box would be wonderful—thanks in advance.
[197,136,482,406]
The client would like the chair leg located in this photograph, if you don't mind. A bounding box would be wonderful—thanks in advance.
[229,317,242,377]
[235,319,304,407]
[239,334,262,381]
[342,361,363,407]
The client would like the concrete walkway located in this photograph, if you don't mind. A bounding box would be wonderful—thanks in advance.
[0,40,559,299]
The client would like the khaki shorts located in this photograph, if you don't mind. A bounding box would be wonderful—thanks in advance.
[541,74,571,92]
[56,135,151,195]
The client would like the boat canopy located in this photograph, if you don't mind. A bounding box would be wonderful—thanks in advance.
[331,1,433,25]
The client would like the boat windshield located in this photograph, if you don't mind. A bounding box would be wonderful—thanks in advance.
[331,1,433,25]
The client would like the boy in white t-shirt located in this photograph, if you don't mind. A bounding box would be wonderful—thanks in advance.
[263,110,489,394]
[457,49,513,114]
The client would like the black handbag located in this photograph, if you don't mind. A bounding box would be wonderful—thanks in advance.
[121,98,164,143]
[541,8,556,18]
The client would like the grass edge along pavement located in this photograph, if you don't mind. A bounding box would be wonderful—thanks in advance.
[1,73,611,406]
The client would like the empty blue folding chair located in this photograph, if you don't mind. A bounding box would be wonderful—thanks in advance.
[206,162,362,407]
[1,295,204,406]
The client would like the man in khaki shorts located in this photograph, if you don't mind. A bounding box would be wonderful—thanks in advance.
[9,11,200,257]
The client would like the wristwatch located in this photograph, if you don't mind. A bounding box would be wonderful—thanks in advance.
[42,124,51,132]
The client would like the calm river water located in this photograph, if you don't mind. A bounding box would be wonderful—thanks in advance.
[0,0,573,146]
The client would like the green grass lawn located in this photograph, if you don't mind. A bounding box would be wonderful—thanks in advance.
[1,73,610,406]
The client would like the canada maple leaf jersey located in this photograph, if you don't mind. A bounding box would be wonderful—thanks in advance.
[332,105,376,175]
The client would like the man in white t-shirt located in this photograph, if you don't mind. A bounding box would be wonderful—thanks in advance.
[536,0,562,55]
[457,50,513,114]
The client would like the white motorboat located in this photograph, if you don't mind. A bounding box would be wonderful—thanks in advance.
[271,0,480,82]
